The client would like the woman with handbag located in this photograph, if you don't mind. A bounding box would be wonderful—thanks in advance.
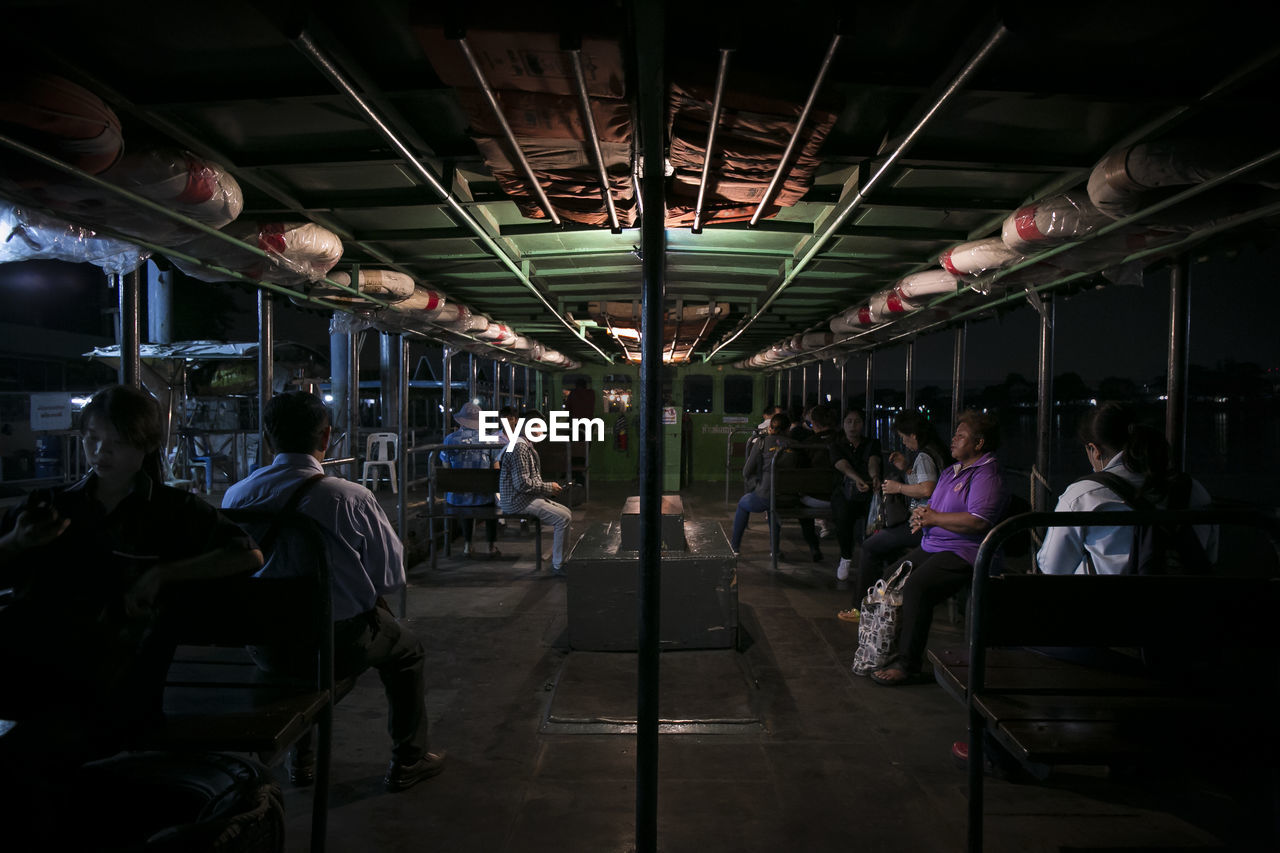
[867,410,1009,686]
[839,411,945,621]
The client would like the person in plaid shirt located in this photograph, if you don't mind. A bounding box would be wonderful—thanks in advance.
[497,406,572,574]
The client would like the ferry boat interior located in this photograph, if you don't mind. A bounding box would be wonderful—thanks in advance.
[1,1,1278,851]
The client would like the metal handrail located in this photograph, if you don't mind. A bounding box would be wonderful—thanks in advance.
[724,427,760,504]
[965,507,1280,853]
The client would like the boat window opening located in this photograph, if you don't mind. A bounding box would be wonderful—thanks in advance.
[722,376,754,415]
[682,375,712,414]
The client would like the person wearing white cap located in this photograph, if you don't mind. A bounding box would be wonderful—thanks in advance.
[442,401,502,558]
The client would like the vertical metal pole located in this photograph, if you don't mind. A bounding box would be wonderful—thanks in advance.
[864,352,875,433]
[523,365,531,408]
[380,332,397,430]
[258,290,274,472]
[787,369,794,413]
[1034,299,1055,513]
[148,264,172,345]
[801,363,809,409]
[536,370,545,411]
[816,361,824,405]
[118,270,141,388]
[348,329,360,480]
[398,334,410,617]
[904,340,915,411]
[774,372,782,409]
[634,1,664,849]
[1166,256,1191,472]
[468,353,478,403]
[951,323,967,440]
[839,359,847,414]
[442,348,453,432]
[330,316,350,461]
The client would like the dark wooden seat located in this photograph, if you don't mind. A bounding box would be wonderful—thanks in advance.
[421,466,543,570]
[132,509,341,853]
[942,508,1280,853]
[767,444,840,570]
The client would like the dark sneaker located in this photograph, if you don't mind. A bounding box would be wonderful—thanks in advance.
[288,755,316,786]
[384,752,446,792]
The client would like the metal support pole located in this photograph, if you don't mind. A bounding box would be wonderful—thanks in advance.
[904,341,915,411]
[330,316,350,463]
[148,264,172,344]
[865,352,875,433]
[257,290,274,471]
[117,270,141,388]
[397,334,410,618]
[1034,299,1055,514]
[348,329,360,480]
[1166,257,1191,472]
[801,363,809,409]
[839,359,847,413]
[634,0,665,848]
[787,369,794,413]
[816,361,824,405]
[468,354,478,403]
[442,348,453,432]
[774,372,782,409]
[952,323,967,439]
[380,332,398,431]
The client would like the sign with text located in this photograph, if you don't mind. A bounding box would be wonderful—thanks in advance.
[30,393,72,431]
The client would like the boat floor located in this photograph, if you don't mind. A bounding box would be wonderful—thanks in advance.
[258,479,1268,852]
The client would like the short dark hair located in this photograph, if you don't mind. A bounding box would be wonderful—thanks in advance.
[499,405,519,420]
[264,392,330,454]
[81,384,164,482]
[892,410,942,451]
[81,384,162,452]
[770,412,792,433]
[810,404,837,430]
[957,409,1000,453]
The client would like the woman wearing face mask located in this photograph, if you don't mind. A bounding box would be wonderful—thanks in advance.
[0,384,261,762]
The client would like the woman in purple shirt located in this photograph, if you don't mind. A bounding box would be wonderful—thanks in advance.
[869,410,1009,686]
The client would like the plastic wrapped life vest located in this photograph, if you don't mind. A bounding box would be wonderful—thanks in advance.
[0,200,147,274]
[168,221,343,285]
[310,269,417,305]
[0,72,123,185]
[1001,192,1111,255]
[939,239,1022,276]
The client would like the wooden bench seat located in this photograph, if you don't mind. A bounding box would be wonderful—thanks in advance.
[948,507,1280,853]
[420,466,543,570]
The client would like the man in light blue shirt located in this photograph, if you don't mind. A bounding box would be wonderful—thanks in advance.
[442,401,502,558]
[223,392,444,792]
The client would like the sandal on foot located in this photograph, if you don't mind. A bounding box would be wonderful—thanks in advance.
[836,608,861,623]
[869,668,930,686]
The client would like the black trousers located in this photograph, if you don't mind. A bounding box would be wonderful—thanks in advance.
[852,523,921,604]
[831,488,872,559]
[883,545,973,674]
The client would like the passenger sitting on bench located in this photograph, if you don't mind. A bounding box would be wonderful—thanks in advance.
[729,411,791,555]
[442,401,502,559]
[839,411,941,615]
[792,404,841,563]
[831,408,884,581]
[1037,401,1217,575]
[870,411,1009,686]
[0,385,261,822]
[498,406,571,574]
[223,392,445,792]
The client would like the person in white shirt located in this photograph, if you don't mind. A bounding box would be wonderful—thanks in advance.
[1037,401,1216,575]
[223,392,444,792]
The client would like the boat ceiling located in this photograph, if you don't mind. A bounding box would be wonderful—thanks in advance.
[4,0,1278,367]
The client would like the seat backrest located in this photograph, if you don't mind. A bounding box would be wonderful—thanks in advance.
[435,467,501,496]
[366,432,398,462]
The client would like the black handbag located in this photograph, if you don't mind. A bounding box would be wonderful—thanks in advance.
[879,490,910,529]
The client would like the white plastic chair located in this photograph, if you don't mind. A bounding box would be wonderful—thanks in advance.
[360,432,398,493]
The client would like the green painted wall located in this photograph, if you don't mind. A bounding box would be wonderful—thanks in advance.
[547,363,768,484]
